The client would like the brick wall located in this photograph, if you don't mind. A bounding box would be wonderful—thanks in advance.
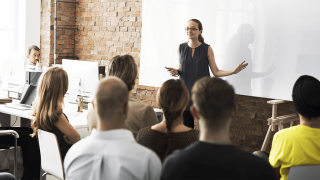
[40,0,77,66]
[40,0,297,152]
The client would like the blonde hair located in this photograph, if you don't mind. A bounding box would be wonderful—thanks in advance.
[31,67,69,137]
[158,79,189,161]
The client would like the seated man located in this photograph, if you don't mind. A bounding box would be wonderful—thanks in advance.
[26,45,43,68]
[64,77,161,180]
[161,77,276,180]
[269,75,320,180]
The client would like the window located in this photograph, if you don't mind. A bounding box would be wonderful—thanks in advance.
[0,1,17,55]
[0,0,40,91]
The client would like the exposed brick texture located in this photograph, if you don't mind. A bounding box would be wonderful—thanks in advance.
[40,0,297,152]
[40,0,77,66]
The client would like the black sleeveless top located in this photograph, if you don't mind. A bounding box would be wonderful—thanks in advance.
[179,42,210,109]
[50,113,72,162]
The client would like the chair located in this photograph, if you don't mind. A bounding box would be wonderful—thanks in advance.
[0,130,19,177]
[287,165,320,180]
[37,129,64,180]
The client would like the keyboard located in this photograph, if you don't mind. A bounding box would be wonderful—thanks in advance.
[5,103,32,110]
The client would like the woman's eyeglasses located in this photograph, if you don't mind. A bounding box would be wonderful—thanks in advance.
[185,27,198,31]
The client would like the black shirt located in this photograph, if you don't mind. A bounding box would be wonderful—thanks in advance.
[50,113,72,162]
[136,126,199,161]
[179,42,211,110]
[161,141,276,180]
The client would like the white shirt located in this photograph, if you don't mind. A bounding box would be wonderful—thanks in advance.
[64,129,162,180]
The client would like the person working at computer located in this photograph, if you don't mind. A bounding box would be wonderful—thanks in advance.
[30,67,81,161]
[26,45,43,68]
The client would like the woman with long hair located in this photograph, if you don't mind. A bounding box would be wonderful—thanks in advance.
[167,19,248,128]
[31,67,80,161]
[136,79,199,162]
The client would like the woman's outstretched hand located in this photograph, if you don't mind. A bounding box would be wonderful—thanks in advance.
[233,61,248,74]
[167,67,179,76]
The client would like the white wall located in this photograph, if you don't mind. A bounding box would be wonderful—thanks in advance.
[140,0,320,100]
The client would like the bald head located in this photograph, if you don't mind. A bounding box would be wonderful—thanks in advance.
[95,77,129,122]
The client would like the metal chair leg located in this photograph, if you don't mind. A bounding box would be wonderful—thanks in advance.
[13,133,17,177]
[42,172,48,180]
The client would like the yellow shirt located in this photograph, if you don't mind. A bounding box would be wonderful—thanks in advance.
[269,125,320,180]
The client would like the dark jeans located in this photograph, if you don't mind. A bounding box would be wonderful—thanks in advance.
[0,172,17,180]
[0,127,40,179]
[183,110,194,128]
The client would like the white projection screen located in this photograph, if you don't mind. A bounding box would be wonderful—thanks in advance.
[140,0,320,101]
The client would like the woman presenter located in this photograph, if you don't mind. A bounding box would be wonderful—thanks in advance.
[167,19,248,128]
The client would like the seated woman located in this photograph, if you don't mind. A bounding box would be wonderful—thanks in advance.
[136,79,199,162]
[87,55,159,138]
[269,75,320,180]
[30,67,81,161]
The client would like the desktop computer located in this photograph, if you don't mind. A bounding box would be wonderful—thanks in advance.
[25,71,42,85]
[62,59,99,98]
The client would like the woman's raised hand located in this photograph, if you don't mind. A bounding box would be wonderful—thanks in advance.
[167,67,179,76]
[233,61,248,74]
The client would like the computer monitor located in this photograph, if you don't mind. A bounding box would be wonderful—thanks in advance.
[20,84,37,105]
[26,71,42,85]
[62,59,99,97]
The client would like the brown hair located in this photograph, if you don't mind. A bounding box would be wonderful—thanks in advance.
[192,77,235,130]
[158,79,189,161]
[188,19,205,43]
[27,45,40,55]
[107,55,137,91]
[31,67,69,137]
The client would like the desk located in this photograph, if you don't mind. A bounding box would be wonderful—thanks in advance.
[0,104,163,138]
[0,104,90,139]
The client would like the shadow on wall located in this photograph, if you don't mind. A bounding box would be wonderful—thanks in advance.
[223,24,275,96]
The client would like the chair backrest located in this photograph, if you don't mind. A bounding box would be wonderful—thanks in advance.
[37,129,64,180]
[287,165,320,180]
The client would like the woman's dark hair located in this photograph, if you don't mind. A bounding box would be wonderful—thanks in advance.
[107,55,137,91]
[188,19,205,43]
[157,79,189,161]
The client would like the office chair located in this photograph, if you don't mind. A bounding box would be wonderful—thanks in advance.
[37,129,64,180]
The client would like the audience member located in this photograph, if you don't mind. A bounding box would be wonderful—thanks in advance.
[87,55,158,138]
[269,75,320,180]
[26,45,43,68]
[31,67,80,161]
[161,77,276,179]
[136,79,199,161]
[64,77,161,180]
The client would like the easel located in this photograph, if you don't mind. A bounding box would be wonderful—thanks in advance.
[260,100,300,151]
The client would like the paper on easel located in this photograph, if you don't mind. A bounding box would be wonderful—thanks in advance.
[68,78,80,103]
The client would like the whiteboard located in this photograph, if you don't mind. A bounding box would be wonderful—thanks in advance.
[140,0,320,101]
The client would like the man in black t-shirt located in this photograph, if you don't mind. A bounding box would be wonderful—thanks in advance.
[161,77,276,180]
